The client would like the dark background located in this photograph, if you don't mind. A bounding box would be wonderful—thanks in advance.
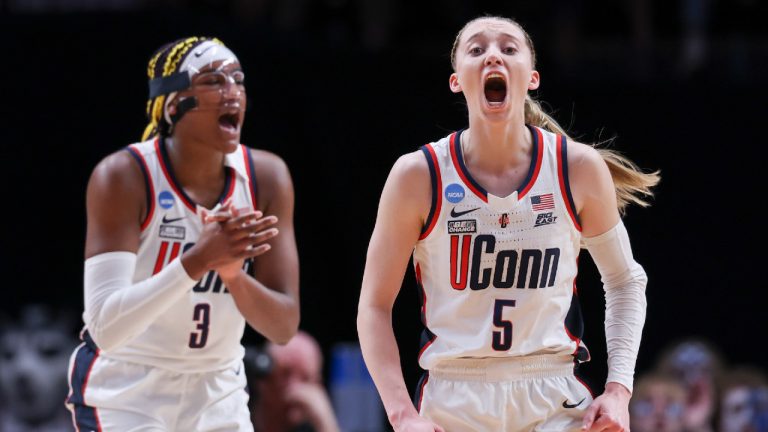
[2,0,766,407]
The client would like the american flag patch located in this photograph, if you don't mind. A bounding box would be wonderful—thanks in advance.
[531,193,554,211]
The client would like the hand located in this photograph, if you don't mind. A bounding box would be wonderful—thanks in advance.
[284,382,339,432]
[183,202,279,280]
[582,383,631,432]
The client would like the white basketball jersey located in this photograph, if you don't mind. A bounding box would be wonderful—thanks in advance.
[92,137,260,372]
[413,126,590,370]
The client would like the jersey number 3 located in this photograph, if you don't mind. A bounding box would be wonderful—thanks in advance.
[492,299,516,351]
[189,303,211,349]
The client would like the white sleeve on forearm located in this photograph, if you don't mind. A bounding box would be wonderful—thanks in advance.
[583,220,647,394]
[84,251,198,351]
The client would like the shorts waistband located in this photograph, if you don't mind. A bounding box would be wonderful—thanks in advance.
[429,354,575,382]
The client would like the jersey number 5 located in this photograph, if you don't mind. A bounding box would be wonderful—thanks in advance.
[492,299,516,351]
[189,303,210,349]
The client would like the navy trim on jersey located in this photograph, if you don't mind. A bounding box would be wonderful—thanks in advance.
[413,371,430,412]
[564,294,585,344]
[453,129,487,197]
[125,146,154,230]
[158,139,235,209]
[420,145,438,237]
[518,124,540,194]
[453,125,541,196]
[67,333,101,431]
[244,146,259,210]
[559,136,581,227]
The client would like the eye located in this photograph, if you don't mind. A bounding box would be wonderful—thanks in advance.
[232,71,245,85]
[469,46,484,56]
[502,46,518,55]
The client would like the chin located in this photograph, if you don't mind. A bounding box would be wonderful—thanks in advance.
[223,140,241,153]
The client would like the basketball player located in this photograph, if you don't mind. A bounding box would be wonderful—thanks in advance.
[66,37,299,431]
[357,16,659,432]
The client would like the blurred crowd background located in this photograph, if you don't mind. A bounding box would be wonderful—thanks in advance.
[1,0,766,431]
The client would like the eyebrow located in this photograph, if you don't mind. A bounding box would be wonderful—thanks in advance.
[465,31,521,44]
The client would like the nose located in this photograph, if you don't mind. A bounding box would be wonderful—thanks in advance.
[484,49,503,66]
[221,78,243,101]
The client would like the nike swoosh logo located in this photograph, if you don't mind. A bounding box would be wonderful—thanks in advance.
[562,397,586,409]
[162,215,186,224]
[194,45,214,58]
[450,207,480,218]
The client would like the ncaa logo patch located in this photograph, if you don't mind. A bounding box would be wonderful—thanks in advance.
[158,191,175,209]
[445,183,465,204]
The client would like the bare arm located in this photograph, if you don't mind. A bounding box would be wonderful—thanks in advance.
[358,152,443,432]
[218,149,300,344]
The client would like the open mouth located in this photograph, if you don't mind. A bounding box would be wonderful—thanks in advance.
[484,73,507,106]
[218,112,240,133]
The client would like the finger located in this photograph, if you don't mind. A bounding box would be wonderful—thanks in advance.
[247,228,279,244]
[239,243,271,258]
[589,415,618,432]
[582,405,600,430]
[435,425,446,432]
[231,229,279,250]
[220,212,261,232]
[204,213,232,223]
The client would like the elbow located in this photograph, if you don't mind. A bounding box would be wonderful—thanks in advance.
[86,323,126,352]
[271,302,301,345]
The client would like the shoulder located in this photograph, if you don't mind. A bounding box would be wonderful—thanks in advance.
[242,146,294,210]
[565,141,620,235]
[245,147,290,177]
[565,140,613,188]
[378,149,432,218]
[88,148,145,194]
[390,149,431,182]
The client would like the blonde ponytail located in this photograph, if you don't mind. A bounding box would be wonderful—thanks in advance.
[524,96,660,214]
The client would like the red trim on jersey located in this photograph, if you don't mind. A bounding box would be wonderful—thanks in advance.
[556,135,582,231]
[518,127,545,199]
[419,144,442,240]
[154,139,197,212]
[576,374,596,398]
[241,145,259,210]
[82,348,102,432]
[169,242,181,262]
[449,132,488,203]
[153,241,169,275]
[129,144,156,232]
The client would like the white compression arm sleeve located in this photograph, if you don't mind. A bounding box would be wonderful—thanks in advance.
[583,220,647,393]
[84,251,198,351]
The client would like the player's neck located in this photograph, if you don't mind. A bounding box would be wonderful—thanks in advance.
[163,136,227,188]
[463,118,532,175]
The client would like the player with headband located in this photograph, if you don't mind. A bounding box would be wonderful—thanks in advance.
[66,36,300,431]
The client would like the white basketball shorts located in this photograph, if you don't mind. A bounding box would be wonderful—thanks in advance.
[65,332,253,431]
[415,354,594,431]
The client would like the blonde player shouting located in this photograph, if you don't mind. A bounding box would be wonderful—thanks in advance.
[358,16,659,432]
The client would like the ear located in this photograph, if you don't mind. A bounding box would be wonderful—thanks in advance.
[528,70,540,91]
[449,73,462,93]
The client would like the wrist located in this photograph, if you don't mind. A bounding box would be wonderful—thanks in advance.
[388,404,421,429]
[604,381,632,399]
[180,250,207,280]
[218,267,246,286]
